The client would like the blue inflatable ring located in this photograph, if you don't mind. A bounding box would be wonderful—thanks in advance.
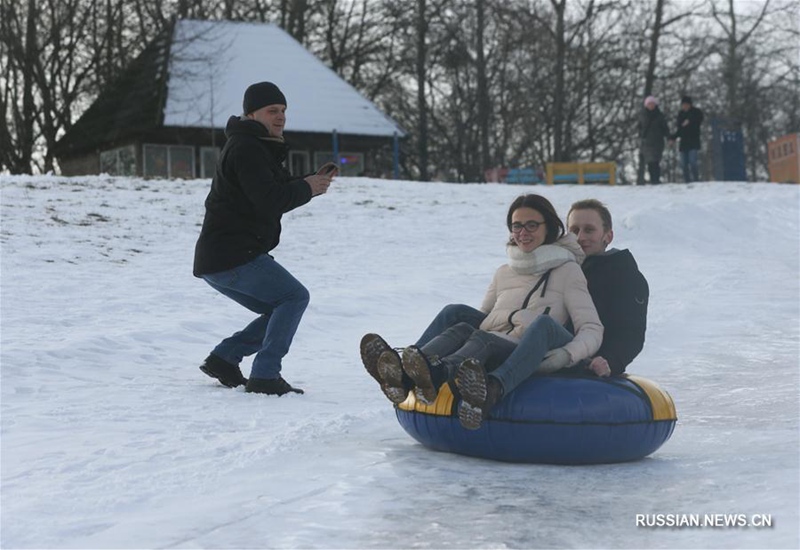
[395,374,677,464]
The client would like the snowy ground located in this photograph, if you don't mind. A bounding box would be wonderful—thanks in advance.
[1,174,798,549]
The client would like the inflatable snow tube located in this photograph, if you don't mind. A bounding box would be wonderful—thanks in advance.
[395,374,676,464]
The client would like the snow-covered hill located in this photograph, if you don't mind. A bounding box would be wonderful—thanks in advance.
[1,175,798,548]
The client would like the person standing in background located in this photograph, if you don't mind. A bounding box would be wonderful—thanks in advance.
[638,96,671,184]
[670,95,705,183]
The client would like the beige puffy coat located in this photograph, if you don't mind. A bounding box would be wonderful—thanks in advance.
[478,234,603,366]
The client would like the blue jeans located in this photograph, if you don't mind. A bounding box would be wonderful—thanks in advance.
[415,306,573,393]
[489,315,573,395]
[420,322,517,376]
[202,254,309,379]
[681,149,699,182]
[415,304,487,347]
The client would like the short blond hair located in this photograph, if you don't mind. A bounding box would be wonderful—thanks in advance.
[568,199,612,231]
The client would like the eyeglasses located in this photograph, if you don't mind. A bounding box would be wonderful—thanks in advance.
[511,220,544,233]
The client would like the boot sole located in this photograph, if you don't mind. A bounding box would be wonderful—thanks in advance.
[458,401,484,430]
[245,381,304,395]
[455,359,488,430]
[360,333,391,385]
[402,348,438,405]
[376,350,409,404]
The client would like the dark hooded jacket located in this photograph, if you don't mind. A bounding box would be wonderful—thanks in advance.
[193,116,312,276]
[581,249,649,375]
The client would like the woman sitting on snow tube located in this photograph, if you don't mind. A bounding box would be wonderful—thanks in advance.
[361,194,603,429]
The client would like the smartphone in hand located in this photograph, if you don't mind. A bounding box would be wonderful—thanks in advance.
[317,162,339,177]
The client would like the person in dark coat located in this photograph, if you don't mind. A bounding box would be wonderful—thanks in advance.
[670,95,705,183]
[361,200,649,401]
[560,199,648,376]
[194,81,337,395]
[638,96,671,184]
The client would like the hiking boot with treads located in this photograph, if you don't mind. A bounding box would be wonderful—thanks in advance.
[360,333,394,385]
[402,346,447,405]
[454,358,503,430]
[376,349,411,404]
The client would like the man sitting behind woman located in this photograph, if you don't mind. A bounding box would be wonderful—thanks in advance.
[361,194,603,429]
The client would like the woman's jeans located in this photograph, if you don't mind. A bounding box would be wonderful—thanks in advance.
[415,304,487,348]
[681,149,699,182]
[202,254,309,379]
[420,323,517,376]
[413,304,574,395]
[490,315,573,394]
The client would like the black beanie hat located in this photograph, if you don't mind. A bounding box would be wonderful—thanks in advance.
[243,82,287,114]
[681,95,693,105]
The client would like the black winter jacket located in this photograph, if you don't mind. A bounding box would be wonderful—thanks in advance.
[582,249,649,375]
[193,116,312,276]
[563,248,648,375]
[672,106,704,152]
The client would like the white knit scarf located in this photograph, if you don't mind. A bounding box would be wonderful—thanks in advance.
[506,241,577,275]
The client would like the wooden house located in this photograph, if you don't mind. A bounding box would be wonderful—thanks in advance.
[54,19,406,179]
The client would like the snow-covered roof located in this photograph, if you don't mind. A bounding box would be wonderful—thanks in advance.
[163,19,405,138]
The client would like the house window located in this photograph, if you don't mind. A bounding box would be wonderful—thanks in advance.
[99,145,136,176]
[314,152,363,177]
[143,145,169,178]
[170,147,194,179]
[143,144,196,179]
[290,151,309,175]
[200,147,219,179]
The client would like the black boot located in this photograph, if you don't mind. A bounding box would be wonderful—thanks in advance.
[454,358,504,430]
[199,354,247,388]
[245,377,304,396]
[376,350,413,404]
[402,346,448,405]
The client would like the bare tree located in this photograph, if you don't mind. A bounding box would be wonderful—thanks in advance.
[635,0,699,183]
[1,0,37,173]
[2,0,795,180]
[416,0,430,181]
[1,0,179,174]
[475,0,490,180]
[313,0,402,95]
[2,0,106,173]
[712,0,771,118]
[703,0,799,179]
